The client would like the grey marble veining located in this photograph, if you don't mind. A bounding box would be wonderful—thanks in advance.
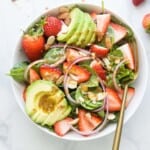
[0,0,150,150]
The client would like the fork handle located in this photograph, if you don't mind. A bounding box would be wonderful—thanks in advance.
[112,84,128,150]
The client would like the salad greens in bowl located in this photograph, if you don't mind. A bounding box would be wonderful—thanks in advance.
[9,3,148,141]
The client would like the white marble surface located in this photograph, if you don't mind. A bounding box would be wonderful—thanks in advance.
[0,0,150,149]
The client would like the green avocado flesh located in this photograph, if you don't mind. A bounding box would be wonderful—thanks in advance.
[57,8,96,47]
[67,11,85,44]
[57,8,82,42]
[25,80,71,126]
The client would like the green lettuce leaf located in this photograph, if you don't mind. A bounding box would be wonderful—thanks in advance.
[44,47,65,64]
[8,61,28,82]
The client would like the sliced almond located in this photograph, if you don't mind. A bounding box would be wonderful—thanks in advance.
[105,36,113,49]
[85,112,92,119]
[67,76,78,89]
[58,12,70,20]
[88,92,97,101]
[45,36,55,50]
[59,7,70,13]
[69,118,79,125]
[96,92,106,101]
[56,75,64,85]
[107,113,116,120]
[64,17,71,26]
[96,30,103,41]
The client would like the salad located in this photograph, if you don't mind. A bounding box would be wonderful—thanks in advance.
[9,6,137,137]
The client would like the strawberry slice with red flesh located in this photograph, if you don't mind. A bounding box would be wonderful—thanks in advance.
[66,48,83,62]
[91,60,106,80]
[29,68,40,83]
[90,44,109,58]
[105,88,122,112]
[54,117,73,136]
[22,35,45,62]
[142,13,150,32]
[44,16,62,37]
[96,14,111,40]
[132,0,145,6]
[119,87,135,107]
[78,109,102,132]
[63,62,91,83]
[109,22,127,44]
[40,65,62,82]
[118,43,135,70]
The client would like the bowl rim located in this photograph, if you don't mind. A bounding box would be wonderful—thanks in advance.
[10,3,149,141]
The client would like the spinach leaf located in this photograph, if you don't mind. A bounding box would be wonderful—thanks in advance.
[8,61,28,82]
[44,48,65,64]
[75,86,103,110]
[109,49,123,57]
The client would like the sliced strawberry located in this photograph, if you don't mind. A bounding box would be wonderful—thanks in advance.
[118,43,135,70]
[132,0,145,6]
[22,35,45,61]
[54,117,73,136]
[29,68,40,83]
[66,48,83,62]
[108,22,127,44]
[119,87,135,107]
[90,44,109,58]
[91,60,106,80]
[105,88,122,112]
[44,16,62,37]
[78,109,102,132]
[142,13,150,33]
[40,65,62,82]
[63,62,91,83]
[96,14,111,40]
[87,113,103,127]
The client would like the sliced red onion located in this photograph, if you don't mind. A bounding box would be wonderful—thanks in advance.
[49,54,66,67]
[51,44,91,55]
[64,55,107,112]
[112,59,127,92]
[24,54,66,83]
[91,77,106,112]
[64,56,93,104]
[24,59,47,82]
[24,44,68,83]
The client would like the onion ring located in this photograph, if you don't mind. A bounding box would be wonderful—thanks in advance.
[64,55,106,113]
[51,44,91,55]
[112,59,127,92]
[70,96,109,136]
[64,56,93,104]
[24,59,47,82]
[24,45,67,83]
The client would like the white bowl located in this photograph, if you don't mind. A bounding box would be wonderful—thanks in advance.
[11,3,149,141]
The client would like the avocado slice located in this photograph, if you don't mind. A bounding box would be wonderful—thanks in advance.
[83,14,96,46]
[57,8,82,42]
[67,11,85,44]
[25,80,71,126]
[35,91,64,124]
[89,30,96,45]
[42,103,71,126]
[31,111,40,122]
[76,13,91,46]
[76,13,96,47]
